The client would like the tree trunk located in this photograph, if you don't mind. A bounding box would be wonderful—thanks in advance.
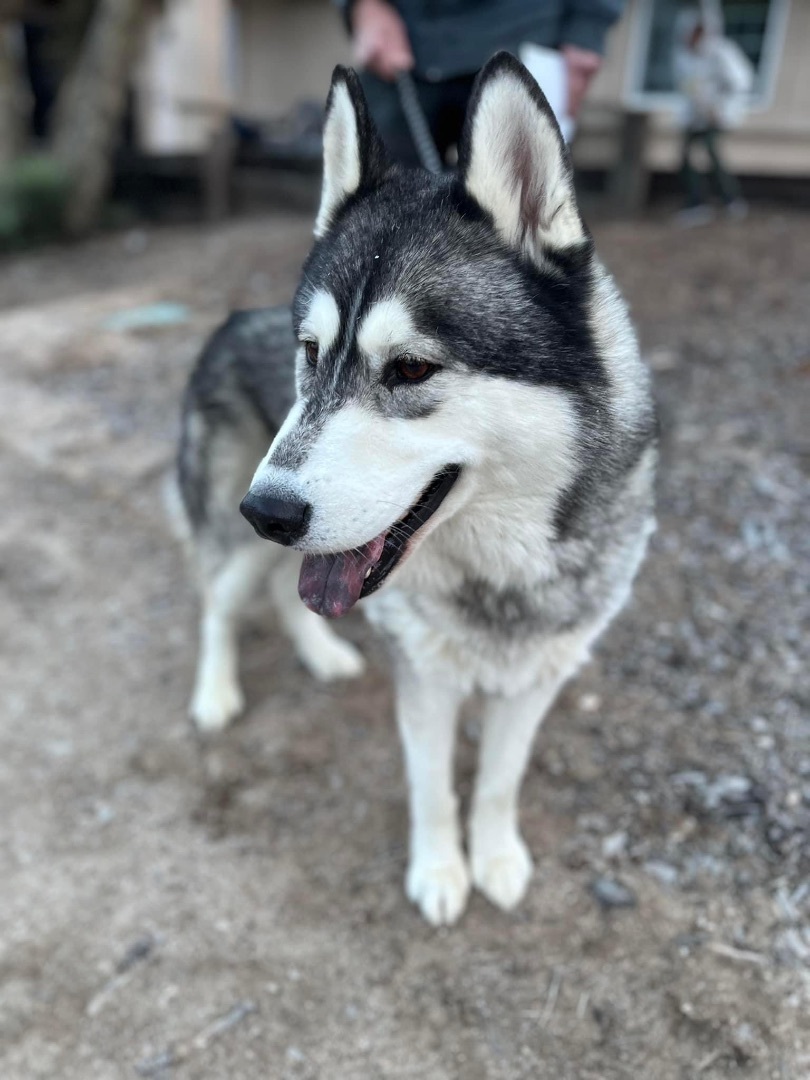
[52,0,144,235]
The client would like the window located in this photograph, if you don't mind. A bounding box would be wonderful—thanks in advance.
[625,0,789,109]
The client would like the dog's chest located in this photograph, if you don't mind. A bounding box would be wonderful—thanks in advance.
[450,577,562,639]
[364,554,586,695]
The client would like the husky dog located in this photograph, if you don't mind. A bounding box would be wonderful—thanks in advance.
[176,53,656,925]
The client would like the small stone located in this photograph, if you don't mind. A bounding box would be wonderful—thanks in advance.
[578,693,602,713]
[644,860,679,886]
[602,831,628,859]
[673,770,707,788]
[731,1022,757,1061]
[578,812,609,834]
[590,877,637,910]
[705,774,752,809]
[671,816,698,844]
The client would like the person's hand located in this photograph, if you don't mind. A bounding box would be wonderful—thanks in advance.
[561,44,602,117]
[352,0,415,82]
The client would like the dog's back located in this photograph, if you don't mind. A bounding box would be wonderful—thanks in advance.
[177,307,296,536]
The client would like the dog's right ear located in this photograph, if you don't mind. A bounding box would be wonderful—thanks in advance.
[458,52,588,261]
[314,67,389,238]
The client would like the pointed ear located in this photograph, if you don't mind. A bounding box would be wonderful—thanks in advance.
[458,52,588,261]
[314,66,389,238]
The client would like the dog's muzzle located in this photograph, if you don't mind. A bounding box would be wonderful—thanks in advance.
[240,491,311,546]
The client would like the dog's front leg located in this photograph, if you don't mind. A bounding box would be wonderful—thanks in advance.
[470,679,568,912]
[395,666,469,926]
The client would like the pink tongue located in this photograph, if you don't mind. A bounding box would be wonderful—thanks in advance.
[298,533,386,619]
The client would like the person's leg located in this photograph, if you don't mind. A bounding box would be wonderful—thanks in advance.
[679,129,705,208]
[23,22,57,140]
[430,73,476,164]
[359,71,422,166]
[674,129,715,226]
[703,128,742,206]
[359,71,469,170]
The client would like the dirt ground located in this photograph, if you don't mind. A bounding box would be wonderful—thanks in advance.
[1,206,808,1080]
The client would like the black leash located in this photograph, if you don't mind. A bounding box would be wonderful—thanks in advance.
[395,72,444,174]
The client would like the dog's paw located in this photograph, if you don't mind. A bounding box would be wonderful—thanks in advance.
[471,831,533,911]
[190,681,245,734]
[406,852,471,926]
[300,636,366,683]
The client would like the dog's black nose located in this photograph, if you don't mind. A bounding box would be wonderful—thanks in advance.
[239,491,311,546]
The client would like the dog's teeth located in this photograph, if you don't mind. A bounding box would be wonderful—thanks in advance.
[365,567,373,579]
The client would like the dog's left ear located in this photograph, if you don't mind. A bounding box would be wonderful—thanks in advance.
[315,66,389,238]
[458,52,588,259]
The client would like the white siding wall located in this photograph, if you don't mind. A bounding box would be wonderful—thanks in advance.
[232,0,810,176]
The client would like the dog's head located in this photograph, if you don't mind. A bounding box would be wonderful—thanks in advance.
[242,53,602,618]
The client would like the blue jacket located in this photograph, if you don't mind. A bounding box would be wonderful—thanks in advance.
[340,0,625,80]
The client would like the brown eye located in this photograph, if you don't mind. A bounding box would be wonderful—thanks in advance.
[393,357,432,382]
[304,340,318,366]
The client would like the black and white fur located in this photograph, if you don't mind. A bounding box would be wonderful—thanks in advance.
[175,55,657,925]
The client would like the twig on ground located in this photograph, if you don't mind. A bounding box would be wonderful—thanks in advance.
[706,941,767,966]
[135,1000,257,1077]
[86,934,157,1018]
[541,969,562,1029]
[696,1047,725,1073]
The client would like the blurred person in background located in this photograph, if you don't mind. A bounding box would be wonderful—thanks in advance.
[673,11,753,227]
[336,0,624,166]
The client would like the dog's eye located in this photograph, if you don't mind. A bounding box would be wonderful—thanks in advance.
[304,340,319,366]
[390,357,435,385]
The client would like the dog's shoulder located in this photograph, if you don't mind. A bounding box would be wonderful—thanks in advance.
[186,307,297,431]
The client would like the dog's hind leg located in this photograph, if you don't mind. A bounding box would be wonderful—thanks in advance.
[190,542,273,732]
[178,387,275,732]
[269,556,366,682]
[469,633,591,911]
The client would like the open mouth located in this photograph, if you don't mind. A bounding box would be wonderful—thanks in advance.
[298,465,461,619]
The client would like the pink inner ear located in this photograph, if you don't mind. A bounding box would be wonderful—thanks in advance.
[513,132,546,238]
[466,83,583,256]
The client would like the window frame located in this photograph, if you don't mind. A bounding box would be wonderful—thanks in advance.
[622,0,791,113]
